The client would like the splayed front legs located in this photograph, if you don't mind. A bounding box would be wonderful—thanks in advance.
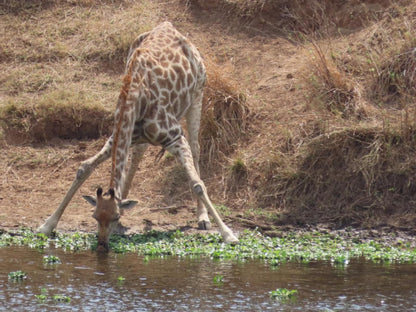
[38,135,238,244]
[167,136,238,244]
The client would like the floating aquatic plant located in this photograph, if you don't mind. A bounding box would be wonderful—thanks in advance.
[43,255,62,265]
[213,274,224,285]
[1,228,415,264]
[35,289,48,302]
[8,270,27,281]
[35,289,71,304]
[270,288,298,302]
[52,294,71,303]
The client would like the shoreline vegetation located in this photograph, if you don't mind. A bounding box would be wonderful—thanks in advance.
[1,228,415,264]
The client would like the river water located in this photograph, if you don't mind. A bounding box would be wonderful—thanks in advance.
[0,246,415,311]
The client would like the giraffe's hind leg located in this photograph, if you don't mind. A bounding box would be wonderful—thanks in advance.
[185,92,211,230]
[166,136,238,244]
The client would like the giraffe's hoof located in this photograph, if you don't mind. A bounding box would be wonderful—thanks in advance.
[37,224,53,236]
[198,220,212,231]
[37,218,56,236]
[224,232,239,245]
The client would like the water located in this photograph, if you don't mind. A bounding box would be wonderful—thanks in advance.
[0,247,415,311]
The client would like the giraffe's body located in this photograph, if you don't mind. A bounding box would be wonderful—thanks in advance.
[38,22,238,250]
[110,22,206,199]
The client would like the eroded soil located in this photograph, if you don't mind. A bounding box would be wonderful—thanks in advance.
[1,1,415,243]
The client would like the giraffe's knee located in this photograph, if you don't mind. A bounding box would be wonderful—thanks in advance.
[76,166,86,180]
[192,182,205,196]
[77,162,91,180]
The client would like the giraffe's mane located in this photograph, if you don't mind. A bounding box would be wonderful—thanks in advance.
[109,48,144,190]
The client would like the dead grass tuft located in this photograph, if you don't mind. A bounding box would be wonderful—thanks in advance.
[281,0,412,37]
[188,0,406,38]
[0,0,55,14]
[0,0,131,14]
[0,90,112,143]
[225,156,248,192]
[374,46,416,106]
[280,0,335,36]
[250,1,416,229]
[200,61,250,167]
[259,127,416,227]
[306,43,364,119]
[0,1,153,67]
[187,0,272,16]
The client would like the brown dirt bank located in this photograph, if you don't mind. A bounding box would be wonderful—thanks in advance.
[1,0,416,239]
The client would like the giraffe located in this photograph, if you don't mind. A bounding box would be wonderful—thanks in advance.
[37,22,238,251]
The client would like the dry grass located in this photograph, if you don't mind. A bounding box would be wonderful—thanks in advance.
[259,127,416,227]
[374,44,416,107]
[0,89,112,143]
[2,0,416,231]
[0,1,153,65]
[188,0,407,37]
[250,0,416,229]
[0,0,249,166]
[306,43,363,119]
[200,60,250,167]
[187,0,273,16]
[0,0,157,142]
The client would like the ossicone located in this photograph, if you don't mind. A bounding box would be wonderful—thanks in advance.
[104,188,115,199]
[97,187,103,197]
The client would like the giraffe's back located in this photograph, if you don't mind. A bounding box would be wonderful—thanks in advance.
[126,22,206,147]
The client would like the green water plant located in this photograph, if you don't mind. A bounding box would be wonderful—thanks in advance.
[269,258,280,268]
[213,274,224,285]
[43,255,62,265]
[270,288,298,302]
[35,288,48,302]
[8,270,27,281]
[35,289,70,304]
[1,228,416,264]
[52,294,71,303]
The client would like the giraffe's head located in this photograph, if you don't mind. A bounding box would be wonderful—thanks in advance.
[83,187,137,252]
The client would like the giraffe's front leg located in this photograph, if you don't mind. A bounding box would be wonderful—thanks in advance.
[37,137,113,235]
[166,136,238,244]
[121,143,148,199]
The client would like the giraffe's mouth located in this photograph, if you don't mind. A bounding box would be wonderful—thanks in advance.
[96,241,109,253]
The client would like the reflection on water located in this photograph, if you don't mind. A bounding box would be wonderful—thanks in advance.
[0,246,415,311]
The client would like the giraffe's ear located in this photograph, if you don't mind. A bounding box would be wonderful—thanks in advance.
[118,199,138,210]
[83,195,97,207]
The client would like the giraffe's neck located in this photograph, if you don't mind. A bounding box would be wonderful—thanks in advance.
[110,75,131,190]
[109,49,143,197]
